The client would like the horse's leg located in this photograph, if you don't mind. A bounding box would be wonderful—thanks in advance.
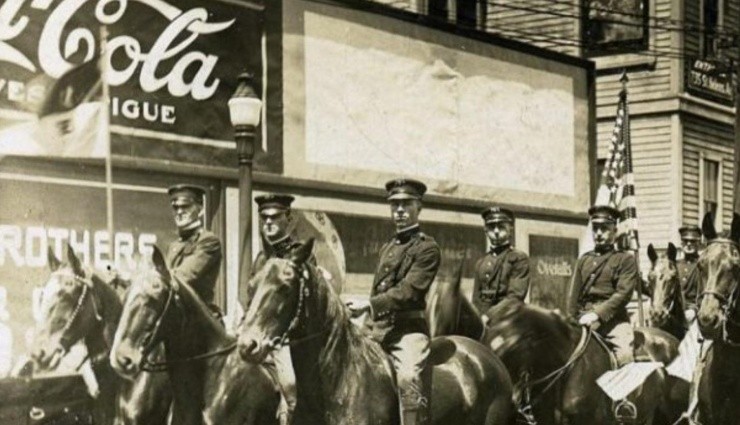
[483,395,515,425]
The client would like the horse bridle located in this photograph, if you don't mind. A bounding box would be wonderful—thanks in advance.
[698,238,740,345]
[136,275,238,371]
[47,271,103,354]
[264,261,312,351]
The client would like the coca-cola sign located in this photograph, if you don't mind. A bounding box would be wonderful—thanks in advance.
[0,0,261,141]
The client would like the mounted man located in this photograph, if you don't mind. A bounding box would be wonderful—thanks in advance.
[676,225,702,322]
[471,207,530,324]
[166,184,223,318]
[251,193,316,425]
[567,205,638,366]
[349,178,441,425]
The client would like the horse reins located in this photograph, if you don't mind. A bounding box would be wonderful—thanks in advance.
[697,238,740,346]
[516,326,592,421]
[140,275,237,372]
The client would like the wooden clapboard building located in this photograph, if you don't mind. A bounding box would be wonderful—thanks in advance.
[369,0,739,264]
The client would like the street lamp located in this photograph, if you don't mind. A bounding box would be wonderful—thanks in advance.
[229,73,263,306]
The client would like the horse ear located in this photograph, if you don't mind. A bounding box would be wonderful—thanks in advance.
[703,212,718,240]
[667,242,677,262]
[47,246,61,271]
[731,213,740,242]
[65,243,84,276]
[647,244,657,264]
[151,245,168,277]
[290,239,315,265]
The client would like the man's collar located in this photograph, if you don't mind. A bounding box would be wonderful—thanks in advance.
[177,220,202,239]
[489,243,511,255]
[594,244,615,254]
[395,224,420,242]
[684,252,699,261]
[268,234,295,254]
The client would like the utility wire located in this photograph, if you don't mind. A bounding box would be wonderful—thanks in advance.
[489,0,740,38]
[494,0,739,36]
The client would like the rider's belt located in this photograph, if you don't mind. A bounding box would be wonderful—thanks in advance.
[393,310,426,320]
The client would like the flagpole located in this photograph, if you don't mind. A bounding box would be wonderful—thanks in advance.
[100,26,114,259]
[620,71,646,328]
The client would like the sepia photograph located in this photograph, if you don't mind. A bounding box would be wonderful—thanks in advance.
[0,0,738,423]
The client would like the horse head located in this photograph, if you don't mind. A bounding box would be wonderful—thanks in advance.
[32,244,102,371]
[646,242,681,328]
[237,239,315,364]
[110,246,173,378]
[483,298,575,379]
[697,213,740,341]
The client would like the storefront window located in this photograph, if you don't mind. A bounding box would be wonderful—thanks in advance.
[583,0,649,55]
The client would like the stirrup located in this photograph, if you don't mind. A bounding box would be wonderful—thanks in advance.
[614,399,637,424]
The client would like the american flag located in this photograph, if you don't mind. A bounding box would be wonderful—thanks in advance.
[595,80,639,251]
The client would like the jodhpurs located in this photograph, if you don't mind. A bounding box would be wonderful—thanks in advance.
[384,332,431,418]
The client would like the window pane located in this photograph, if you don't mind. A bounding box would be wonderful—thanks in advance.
[703,0,720,57]
[704,159,719,202]
[584,0,649,55]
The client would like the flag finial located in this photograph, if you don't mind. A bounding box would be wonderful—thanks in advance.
[620,70,629,87]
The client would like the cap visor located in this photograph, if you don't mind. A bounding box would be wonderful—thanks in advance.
[590,218,616,224]
[259,207,287,216]
[485,218,511,224]
[387,193,419,201]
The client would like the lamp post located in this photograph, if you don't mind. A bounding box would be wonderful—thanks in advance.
[229,73,263,306]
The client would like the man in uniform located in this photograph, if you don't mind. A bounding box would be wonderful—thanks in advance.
[471,207,530,321]
[251,193,315,425]
[349,178,441,425]
[567,205,637,366]
[166,184,222,315]
[677,225,702,322]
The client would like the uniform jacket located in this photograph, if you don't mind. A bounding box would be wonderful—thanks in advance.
[566,247,637,332]
[677,254,700,311]
[471,244,530,315]
[369,226,441,337]
[167,228,222,304]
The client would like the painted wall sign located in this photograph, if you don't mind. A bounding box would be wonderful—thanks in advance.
[685,57,736,105]
[0,0,262,146]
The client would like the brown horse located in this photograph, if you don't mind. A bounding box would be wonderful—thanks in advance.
[426,261,484,340]
[237,239,515,425]
[110,246,280,425]
[483,298,685,425]
[694,212,740,425]
[646,243,689,341]
[31,244,171,425]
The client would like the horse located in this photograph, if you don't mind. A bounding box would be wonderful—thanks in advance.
[694,212,740,425]
[110,245,280,425]
[483,298,686,425]
[30,244,171,425]
[237,239,515,425]
[646,243,689,341]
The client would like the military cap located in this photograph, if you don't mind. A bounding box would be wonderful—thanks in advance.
[482,207,514,224]
[385,178,427,201]
[168,184,206,204]
[588,205,620,224]
[255,193,295,212]
[678,225,702,241]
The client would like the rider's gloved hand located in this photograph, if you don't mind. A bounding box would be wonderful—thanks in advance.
[684,309,697,322]
[578,312,601,329]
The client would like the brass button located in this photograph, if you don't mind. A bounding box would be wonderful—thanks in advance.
[487,262,492,266]
[485,273,491,278]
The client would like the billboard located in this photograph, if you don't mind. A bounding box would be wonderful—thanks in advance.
[0,0,272,168]
[273,0,594,214]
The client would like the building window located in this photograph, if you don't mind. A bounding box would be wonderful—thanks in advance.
[583,0,649,56]
[701,157,721,226]
[702,0,723,58]
[427,0,486,29]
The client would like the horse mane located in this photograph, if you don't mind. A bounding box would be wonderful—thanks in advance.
[306,263,387,398]
[491,298,576,362]
[168,274,229,339]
